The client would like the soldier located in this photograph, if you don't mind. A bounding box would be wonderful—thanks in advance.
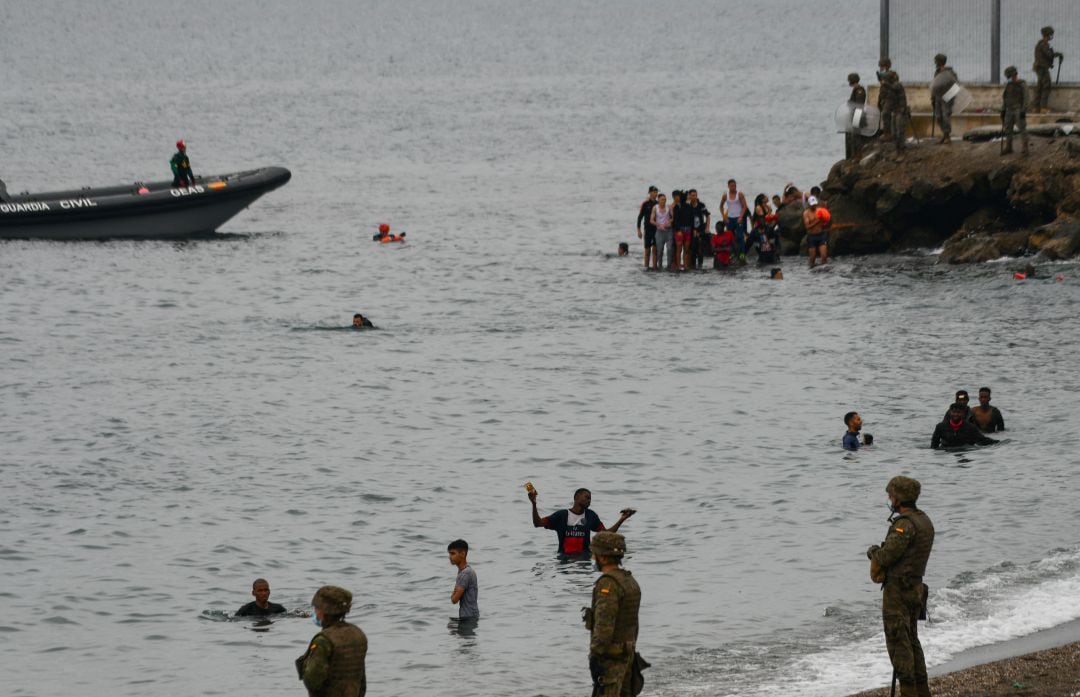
[296,585,367,697]
[930,54,958,145]
[846,72,867,160]
[867,476,935,697]
[584,531,641,697]
[876,58,894,141]
[1001,66,1029,155]
[1033,26,1063,113]
[881,70,909,155]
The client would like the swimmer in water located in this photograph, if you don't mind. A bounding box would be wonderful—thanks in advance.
[842,411,873,450]
[770,267,784,280]
[235,578,287,617]
[352,313,375,329]
[931,403,998,449]
[617,242,629,257]
[970,386,1005,433]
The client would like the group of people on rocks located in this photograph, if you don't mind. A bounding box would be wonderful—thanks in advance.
[633,180,799,272]
[843,387,1006,452]
[634,179,835,272]
[845,26,1064,160]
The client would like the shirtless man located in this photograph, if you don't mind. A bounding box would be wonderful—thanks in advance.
[970,387,1005,433]
[802,196,828,268]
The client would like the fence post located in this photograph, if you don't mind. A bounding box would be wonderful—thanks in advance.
[990,0,1001,84]
[880,0,890,61]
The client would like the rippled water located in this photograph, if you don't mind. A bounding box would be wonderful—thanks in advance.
[4,2,1080,696]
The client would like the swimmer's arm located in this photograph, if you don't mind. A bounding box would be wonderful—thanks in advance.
[994,409,1005,432]
[931,425,943,449]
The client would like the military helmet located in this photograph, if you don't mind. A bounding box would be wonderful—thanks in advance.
[934,53,947,66]
[878,57,892,69]
[312,585,352,616]
[884,70,898,83]
[1042,26,1054,37]
[1004,66,1018,78]
[592,531,626,557]
[886,476,921,505]
[848,72,860,85]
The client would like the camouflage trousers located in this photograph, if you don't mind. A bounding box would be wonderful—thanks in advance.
[934,97,952,136]
[590,653,633,697]
[890,110,909,150]
[1003,109,1028,149]
[882,580,928,684]
[1035,67,1052,110]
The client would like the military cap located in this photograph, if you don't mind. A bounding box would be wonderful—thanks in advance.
[934,53,947,66]
[1042,26,1054,37]
[312,585,353,615]
[848,72,860,85]
[886,476,921,504]
[592,531,626,557]
[1004,66,1018,78]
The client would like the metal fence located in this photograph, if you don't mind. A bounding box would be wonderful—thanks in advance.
[881,0,1079,84]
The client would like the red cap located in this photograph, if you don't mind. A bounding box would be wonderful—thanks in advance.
[378,223,390,234]
[176,140,186,150]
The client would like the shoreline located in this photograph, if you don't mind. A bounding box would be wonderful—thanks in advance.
[847,619,1080,697]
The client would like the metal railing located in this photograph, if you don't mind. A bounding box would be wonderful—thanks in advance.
[880,0,1078,84]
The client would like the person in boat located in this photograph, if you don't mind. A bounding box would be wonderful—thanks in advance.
[170,140,195,187]
[931,403,998,449]
[352,314,375,329]
[0,177,8,202]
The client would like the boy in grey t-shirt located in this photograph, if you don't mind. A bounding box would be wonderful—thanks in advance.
[448,539,479,619]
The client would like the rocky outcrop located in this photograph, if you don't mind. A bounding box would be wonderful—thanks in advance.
[809,133,1080,262]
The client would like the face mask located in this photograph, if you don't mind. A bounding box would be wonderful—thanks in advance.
[876,70,887,81]
[312,614,322,627]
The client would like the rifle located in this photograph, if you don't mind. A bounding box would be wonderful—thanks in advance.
[1056,55,1063,85]
[891,668,897,697]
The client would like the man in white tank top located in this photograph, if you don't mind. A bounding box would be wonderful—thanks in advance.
[720,179,749,261]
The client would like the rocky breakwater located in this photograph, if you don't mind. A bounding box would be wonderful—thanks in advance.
[777,133,1080,263]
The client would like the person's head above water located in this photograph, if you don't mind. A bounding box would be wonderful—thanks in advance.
[352,313,373,328]
[844,411,862,431]
[948,402,967,421]
[770,267,784,280]
[251,578,272,608]
[954,390,969,404]
[978,387,992,406]
[618,242,629,256]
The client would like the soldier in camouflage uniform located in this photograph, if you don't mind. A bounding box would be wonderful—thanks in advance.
[1033,26,1063,113]
[881,70,909,154]
[584,531,641,697]
[296,585,368,697]
[876,58,894,141]
[931,54,957,145]
[846,73,867,160]
[1001,66,1029,155]
[867,477,935,697]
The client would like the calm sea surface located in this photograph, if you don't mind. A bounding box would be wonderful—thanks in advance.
[4,2,1080,696]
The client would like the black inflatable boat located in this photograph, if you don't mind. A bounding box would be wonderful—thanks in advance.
[0,166,291,240]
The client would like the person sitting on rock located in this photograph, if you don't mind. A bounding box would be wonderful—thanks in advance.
[932,403,998,449]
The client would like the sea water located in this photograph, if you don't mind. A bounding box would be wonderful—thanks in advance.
[3,2,1080,696]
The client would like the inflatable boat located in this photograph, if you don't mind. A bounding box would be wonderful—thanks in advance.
[0,166,291,240]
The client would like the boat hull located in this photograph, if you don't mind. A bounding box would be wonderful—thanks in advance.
[0,166,291,240]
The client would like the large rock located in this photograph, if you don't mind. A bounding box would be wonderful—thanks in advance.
[1028,217,1080,259]
[940,230,1030,263]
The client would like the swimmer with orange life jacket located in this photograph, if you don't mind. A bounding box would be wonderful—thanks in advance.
[373,223,406,243]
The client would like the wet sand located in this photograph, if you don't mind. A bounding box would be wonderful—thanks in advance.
[848,620,1080,697]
